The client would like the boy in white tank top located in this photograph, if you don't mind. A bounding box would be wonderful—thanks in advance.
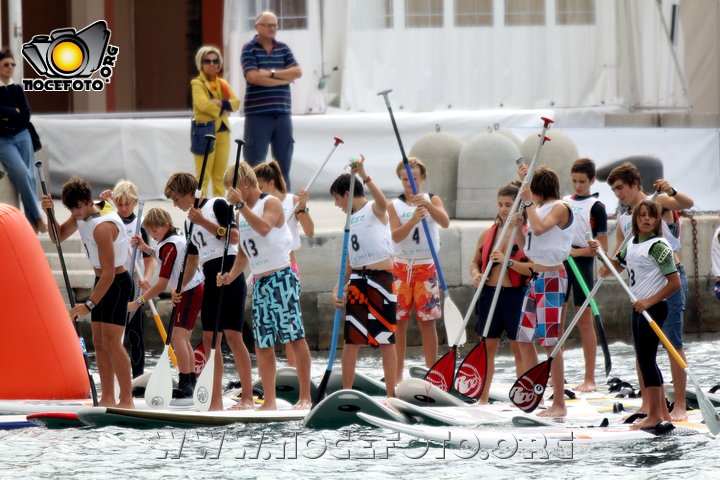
[514,166,574,418]
[331,157,397,397]
[222,163,313,410]
[387,157,449,381]
[606,162,694,421]
[41,176,134,409]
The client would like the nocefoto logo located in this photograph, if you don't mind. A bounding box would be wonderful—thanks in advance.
[21,20,119,92]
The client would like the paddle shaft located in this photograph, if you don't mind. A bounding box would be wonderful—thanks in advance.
[291,136,343,213]
[378,90,448,292]
[315,171,357,406]
[34,161,99,407]
[566,255,612,377]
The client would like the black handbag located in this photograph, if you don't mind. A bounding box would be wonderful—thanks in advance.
[27,122,42,152]
[190,118,215,155]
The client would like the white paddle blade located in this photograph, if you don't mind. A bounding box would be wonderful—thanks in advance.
[193,348,216,411]
[443,297,466,346]
[144,346,173,409]
[687,370,720,436]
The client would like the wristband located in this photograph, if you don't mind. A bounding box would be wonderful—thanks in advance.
[668,187,677,197]
[136,295,146,305]
[363,176,372,185]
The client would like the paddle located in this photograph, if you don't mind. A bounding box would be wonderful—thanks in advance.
[145,133,214,408]
[34,161,99,406]
[508,216,656,413]
[377,89,465,349]
[314,167,357,407]
[426,117,553,393]
[594,235,720,435]
[566,255,612,377]
[194,138,243,412]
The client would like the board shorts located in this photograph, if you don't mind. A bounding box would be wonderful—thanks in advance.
[564,255,595,307]
[345,269,397,345]
[475,285,525,340]
[173,283,204,330]
[200,256,245,332]
[252,266,305,349]
[516,269,567,347]
[393,258,441,322]
[91,271,132,326]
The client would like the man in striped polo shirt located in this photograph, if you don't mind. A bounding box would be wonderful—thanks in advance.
[241,11,302,189]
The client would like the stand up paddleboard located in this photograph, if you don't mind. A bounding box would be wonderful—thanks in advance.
[304,390,408,429]
[326,370,387,396]
[357,412,706,447]
[0,415,35,430]
[252,367,319,404]
[26,412,83,429]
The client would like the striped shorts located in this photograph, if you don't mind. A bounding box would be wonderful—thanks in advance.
[345,269,397,345]
[516,269,567,347]
[252,267,305,349]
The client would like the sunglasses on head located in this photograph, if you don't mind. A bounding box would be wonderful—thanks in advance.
[202,58,220,65]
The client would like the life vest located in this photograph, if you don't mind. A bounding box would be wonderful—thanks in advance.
[480,222,528,287]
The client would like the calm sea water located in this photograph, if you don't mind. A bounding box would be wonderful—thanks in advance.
[4,336,720,480]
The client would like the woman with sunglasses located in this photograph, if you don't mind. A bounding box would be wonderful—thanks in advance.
[0,50,46,233]
[191,46,240,197]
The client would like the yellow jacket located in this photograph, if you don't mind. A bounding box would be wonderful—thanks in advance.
[191,73,240,131]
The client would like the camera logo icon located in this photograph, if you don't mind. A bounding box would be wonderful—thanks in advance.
[21,20,119,92]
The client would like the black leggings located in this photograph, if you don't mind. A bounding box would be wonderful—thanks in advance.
[632,301,668,388]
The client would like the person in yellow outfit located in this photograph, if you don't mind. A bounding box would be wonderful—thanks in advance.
[191,46,240,197]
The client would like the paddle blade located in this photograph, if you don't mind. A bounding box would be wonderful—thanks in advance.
[687,371,720,436]
[509,359,551,413]
[442,295,466,346]
[454,341,488,399]
[144,346,173,409]
[424,347,456,392]
[193,348,216,411]
[594,313,612,377]
[194,341,207,378]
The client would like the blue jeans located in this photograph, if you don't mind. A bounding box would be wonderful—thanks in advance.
[242,113,294,189]
[663,264,688,349]
[0,129,42,224]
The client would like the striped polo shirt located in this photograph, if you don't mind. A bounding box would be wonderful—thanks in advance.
[241,35,298,115]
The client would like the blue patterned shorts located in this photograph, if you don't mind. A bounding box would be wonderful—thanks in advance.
[252,267,305,348]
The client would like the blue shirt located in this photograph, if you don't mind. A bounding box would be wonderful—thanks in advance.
[241,35,298,115]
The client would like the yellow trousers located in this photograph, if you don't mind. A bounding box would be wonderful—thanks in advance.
[193,129,230,198]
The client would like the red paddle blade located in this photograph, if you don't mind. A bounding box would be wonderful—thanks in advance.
[194,342,207,378]
[424,347,457,392]
[454,341,488,399]
[509,359,551,413]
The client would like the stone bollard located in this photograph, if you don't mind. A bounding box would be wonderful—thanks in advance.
[520,129,579,198]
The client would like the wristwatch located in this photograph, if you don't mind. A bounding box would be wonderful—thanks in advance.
[235,201,246,210]
[523,200,534,208]
[296,207,309,214]
[85,299,96,311]
[270,69,276,78]
[507,260,515,268]
[216,226,227,239]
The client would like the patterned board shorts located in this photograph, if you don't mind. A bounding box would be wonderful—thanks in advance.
[393,260,441,321]
[516,269,567,347]
[345,269,397,345]
[252,267,305,349]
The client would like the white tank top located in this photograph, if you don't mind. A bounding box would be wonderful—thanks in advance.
[392,195,440,259]
[348,201,393,268]
[524,200,574,266]
[186,197,238,265]
[76,202,129,269]
[618,212,681,252]
[238,194,292,274]
[156,232,204,293]
[282,194,301,251]
[120,215,141,272]
[563,194,599,247]
[624,237,672,300]
[712,226,720,277]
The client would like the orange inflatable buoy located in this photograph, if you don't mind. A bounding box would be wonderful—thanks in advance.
[0,203,91,399]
